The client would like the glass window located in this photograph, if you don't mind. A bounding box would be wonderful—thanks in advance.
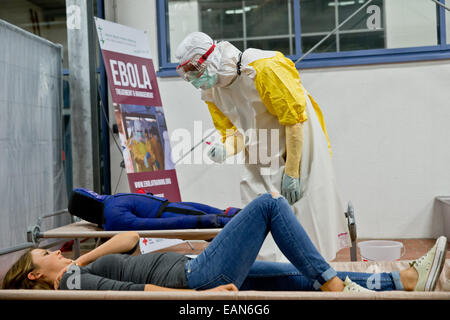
[338,0,382,31]
[0,0,101,69]
[300,0,336,34]
[300,0,385,53]
[339,30,384,51]
[166,0,295,63]
[299,0,441,54]
[159,0,450,73]
[0,0,69,68]
[245,0,291,38]
[200,1,243,39]
[301,34,337,53]
[247,38,292,55]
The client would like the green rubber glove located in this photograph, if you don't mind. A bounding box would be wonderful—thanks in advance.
[281,173,301,205]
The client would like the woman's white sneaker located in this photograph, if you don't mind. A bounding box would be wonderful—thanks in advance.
[342,276,374,293]
[411,236,448,291]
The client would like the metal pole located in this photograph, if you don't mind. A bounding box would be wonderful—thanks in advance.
[288,0,293,55]
[295,0,374,65]
[174,130,216,166]
[39,209,69,220]
[67,0,101,192]
[97,0,111,195]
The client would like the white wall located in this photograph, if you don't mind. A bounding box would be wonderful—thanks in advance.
[299,61,450,238]
[106,1,450,238]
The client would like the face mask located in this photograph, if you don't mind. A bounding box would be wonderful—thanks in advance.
[188,69,218,89]
[134,131,144,142]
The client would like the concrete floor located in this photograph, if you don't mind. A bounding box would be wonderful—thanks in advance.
[333,238,450,262]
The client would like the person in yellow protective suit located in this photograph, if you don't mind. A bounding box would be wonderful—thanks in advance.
[149,127,165,171]
[175,32,349,262]
[127,120,152,173]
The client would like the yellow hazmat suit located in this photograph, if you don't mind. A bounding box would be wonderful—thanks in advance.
[176,33,349,261]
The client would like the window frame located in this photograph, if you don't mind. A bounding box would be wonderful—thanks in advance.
[156,0,450,77]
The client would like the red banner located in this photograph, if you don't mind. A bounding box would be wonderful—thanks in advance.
[102,50,162,106]
[96,18,181,201]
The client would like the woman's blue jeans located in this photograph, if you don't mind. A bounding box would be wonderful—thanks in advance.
[185,193,403,291]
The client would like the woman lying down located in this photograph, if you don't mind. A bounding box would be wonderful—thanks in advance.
[2,192,447,293]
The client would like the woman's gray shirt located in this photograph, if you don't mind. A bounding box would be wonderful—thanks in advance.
[58,252,189,291]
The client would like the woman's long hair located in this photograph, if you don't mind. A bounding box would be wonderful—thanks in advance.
[1,249,53,290]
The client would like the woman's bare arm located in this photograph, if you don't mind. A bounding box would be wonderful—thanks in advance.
[75,231,140,267]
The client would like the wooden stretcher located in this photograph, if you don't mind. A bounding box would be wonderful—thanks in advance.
[39,220,221,241]
[11,219,449,300]
[0,260,449,300]
[0,289,448,300]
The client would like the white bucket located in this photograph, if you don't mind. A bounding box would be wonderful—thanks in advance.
[357,240,405,261]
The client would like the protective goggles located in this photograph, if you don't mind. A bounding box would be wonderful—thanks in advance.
[176,44,216,81]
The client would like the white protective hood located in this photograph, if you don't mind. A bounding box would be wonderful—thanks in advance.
[175,32,243,88]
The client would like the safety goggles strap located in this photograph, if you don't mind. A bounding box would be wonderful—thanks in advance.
[176,43,216,76]
[197,43,215,65]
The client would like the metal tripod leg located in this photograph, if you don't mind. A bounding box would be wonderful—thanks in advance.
[71,215,81,259]
[345,202,358,261]
[73,239,81,259]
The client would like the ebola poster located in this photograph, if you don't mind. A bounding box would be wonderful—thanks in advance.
[95,17,180,201]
